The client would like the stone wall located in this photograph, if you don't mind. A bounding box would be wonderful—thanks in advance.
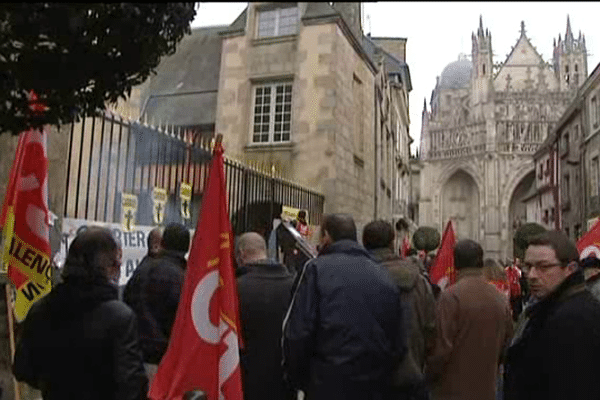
[216,12,379,230]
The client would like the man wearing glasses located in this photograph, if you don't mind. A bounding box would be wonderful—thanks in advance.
[504,231,600,400]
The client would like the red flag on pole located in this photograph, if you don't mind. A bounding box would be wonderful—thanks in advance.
[429,220,456,290]
[0,126,53,322]
[148,138,243,400]
[577,219,600,259]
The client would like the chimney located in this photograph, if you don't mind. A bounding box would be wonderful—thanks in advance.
[332,3,362,40]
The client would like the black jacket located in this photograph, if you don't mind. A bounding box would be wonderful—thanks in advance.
[504,269,600,400]
[123,250,185,364]
[13,279,148,400]
[282,240,407,400]
[237,260,296,400]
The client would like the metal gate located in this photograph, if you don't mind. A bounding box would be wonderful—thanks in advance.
[62,111,325,234]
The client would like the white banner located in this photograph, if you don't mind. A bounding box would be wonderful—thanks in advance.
[59,218,193,287]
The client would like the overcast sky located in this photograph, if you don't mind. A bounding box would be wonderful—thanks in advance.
[192,2,600,153]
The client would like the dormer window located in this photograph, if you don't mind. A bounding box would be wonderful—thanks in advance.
[257,6,299,38]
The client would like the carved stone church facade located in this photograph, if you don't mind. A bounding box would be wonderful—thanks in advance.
[418,17,587,259]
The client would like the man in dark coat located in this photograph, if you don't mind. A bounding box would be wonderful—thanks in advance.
[283,213,407,400]
[504,231,600,400]
[123,222,190,380]
[13,227,148,400]
[235,232,296,400]
[363,220,436,400]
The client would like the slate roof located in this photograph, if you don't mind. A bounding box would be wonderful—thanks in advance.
[141,25,226,127]
[362,35,413,91]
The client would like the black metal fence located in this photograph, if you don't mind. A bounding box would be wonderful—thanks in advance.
[63,111,325,234]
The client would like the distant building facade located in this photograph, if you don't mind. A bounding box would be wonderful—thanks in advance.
[418,17,587,259]
[134,2,414,232]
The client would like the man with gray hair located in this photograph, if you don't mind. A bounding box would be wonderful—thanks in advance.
[236,232,296,400]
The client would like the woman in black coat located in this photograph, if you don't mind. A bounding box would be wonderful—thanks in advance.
[13,226,148,400]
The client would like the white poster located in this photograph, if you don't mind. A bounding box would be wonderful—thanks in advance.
[60,218,160,286]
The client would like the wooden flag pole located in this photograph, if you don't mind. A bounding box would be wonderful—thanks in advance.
[5,283,21,400]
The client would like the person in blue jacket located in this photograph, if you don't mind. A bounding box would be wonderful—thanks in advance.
[282,213,407,400]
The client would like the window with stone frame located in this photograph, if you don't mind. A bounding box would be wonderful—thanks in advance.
[256,6,299,38]
[251,82,293,144]
[593,95,599,129]
[563,173,570,204]
[592,156,600,198]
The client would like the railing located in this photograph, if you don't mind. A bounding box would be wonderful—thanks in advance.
[63,112,325,235]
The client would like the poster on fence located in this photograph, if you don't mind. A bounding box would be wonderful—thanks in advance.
[59,218,193,287]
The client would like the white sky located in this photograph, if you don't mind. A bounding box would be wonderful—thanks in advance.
[192,2,600,154]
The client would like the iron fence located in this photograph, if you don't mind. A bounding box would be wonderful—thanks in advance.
[62,112,325,236]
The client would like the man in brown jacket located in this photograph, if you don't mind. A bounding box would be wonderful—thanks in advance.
[426,239,513,400]
[363,220,437,400]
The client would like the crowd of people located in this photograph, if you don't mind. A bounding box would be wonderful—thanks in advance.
[11,214,600,400]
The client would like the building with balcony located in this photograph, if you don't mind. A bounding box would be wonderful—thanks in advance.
[418,17,587,259]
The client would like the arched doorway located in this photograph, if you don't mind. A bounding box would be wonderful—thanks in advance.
[441,170,480,241]
[508,170,536,258]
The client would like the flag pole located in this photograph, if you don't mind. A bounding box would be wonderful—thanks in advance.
[5,284,20,400]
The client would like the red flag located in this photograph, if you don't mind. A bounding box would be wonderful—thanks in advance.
[149,140,243,400]
[401,235,411,258]
[1,127,53,322]
[577,219,600,259]
[429,220,456,289]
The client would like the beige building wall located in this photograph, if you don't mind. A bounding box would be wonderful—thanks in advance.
[216,6,380,229]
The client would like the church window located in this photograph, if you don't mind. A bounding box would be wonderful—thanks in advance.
[575,64,579,72]
[565,65,570,84]
[257,6,299,38]
[251,82,293,143]
[482,64,486,76]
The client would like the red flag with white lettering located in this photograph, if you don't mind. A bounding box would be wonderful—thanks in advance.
[148,140,243,400]
[429,220,456,290]
[577,219,600,259]
[0,126,53,322]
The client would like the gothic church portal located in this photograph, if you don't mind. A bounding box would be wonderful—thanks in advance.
[419,17,588,259]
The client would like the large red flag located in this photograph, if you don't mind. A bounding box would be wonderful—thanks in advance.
[149,139,243,400]
[1,126,53,322]
[577,219,600,259]
[429,220,456,290]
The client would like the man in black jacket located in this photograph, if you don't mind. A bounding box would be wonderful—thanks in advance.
[13,227,148,400]
[123,222,190,381]
[283,213,407,400]
[236,232,296,400]
[504,230,600,400]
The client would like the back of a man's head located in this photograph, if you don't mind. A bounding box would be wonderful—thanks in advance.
[147,228,162,257]
[527,230,579,267]
[322,213,357,242]
[362,220,394,250]
[162,223,190,253]
[236,232,268,264]
[454,239,484,270]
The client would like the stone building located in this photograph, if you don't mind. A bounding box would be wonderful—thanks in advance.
[136,2,414,232]
[418,17,587,259]
[523,62,600,241]
[581,62,600,232]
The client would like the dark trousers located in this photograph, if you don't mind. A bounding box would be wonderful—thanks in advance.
[389,382,430,400]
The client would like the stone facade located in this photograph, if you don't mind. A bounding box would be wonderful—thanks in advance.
[581,63,600,231]
[215,2,412,231]
[418,17,586,259]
